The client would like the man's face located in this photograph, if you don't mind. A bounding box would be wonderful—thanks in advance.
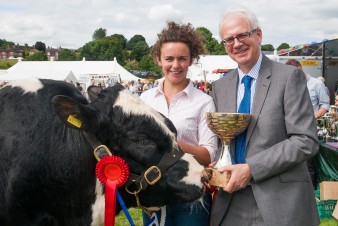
[220,14,262,73]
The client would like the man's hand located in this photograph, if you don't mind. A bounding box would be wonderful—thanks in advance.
[218,164,252,193]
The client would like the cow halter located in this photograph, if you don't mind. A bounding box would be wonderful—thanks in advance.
[83,132,184,215]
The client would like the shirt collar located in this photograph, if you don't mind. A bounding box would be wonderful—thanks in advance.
[238,52,262,82]
[156,77,192,97]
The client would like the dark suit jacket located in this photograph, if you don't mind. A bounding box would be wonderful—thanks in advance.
[210,55,320,226]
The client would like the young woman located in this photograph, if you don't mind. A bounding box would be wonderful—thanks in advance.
[140,21,218,226]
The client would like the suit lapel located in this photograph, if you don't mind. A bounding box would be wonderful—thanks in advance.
[246,56,271,145]
[225,70,238,112]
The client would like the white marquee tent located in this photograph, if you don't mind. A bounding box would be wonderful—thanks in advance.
[0,70,78,82]
[188,54,278,82]
[0,57,139,84]
[188,55,238,82]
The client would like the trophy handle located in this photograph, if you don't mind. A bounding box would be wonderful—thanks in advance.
[214,140,232,168]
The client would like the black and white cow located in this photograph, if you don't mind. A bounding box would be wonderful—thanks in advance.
[0,79,208,226]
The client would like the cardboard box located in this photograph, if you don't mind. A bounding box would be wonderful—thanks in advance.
[320,181,338,200]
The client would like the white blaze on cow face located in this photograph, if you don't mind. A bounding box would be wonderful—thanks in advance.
[5,78,42,94]
[180,154,205,188]
[114,89,177,146]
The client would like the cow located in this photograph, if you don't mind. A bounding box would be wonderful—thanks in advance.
[0,79,208,226]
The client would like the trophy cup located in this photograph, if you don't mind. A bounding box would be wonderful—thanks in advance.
[205,112,252,187]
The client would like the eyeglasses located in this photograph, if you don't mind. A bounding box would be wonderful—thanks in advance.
[221,29,258,46]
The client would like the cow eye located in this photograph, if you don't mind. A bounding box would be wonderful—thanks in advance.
[139,139,150,146]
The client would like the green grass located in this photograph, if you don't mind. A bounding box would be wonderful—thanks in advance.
[115,208,142,226]
[320,218,338,226]
[0,59,17,69]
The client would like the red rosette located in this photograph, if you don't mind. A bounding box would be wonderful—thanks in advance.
[95,155,129,187]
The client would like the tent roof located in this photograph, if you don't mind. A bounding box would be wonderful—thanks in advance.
[0,69,77,82]
[189,54,278,82]
[3,58,139,82]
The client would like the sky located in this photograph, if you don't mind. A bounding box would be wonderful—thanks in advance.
[1,0,338,50]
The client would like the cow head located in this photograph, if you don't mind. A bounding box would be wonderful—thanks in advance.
[52,83,208,209]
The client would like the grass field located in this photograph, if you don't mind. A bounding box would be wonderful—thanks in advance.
[0,59,17,69]
[115,208,142,226]
[320,219,338,226]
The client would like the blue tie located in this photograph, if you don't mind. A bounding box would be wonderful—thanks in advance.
[235,75,253,164]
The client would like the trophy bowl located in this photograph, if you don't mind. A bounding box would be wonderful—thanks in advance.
[205,112,252,187]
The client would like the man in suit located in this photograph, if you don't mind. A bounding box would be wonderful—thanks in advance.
[210,7,320,226]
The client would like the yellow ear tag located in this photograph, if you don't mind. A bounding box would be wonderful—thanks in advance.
[67,114,82,128]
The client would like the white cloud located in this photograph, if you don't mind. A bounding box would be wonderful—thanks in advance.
[148,4,182,21]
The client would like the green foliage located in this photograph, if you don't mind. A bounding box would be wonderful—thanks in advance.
[24,51,48,61]
[124,59,140,71]
[110,34,127,49]
[127,35,146,50]
[261,44,275,51]
[79,35,126,62]
[0,39,14,48]
[0,59,17,69]
[35,41,46,52]
[197,27,213,41]
[320,218,338,226]
[116,208,142,226]
[130,41,149,62]
[139,54,161,76]
[92,28,107,40]
[277,42,290,50]
[58,49,77,61]
[196,27,227,55]
[207,39,227,55]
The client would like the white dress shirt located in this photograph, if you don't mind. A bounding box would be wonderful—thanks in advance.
[140,78,219,162]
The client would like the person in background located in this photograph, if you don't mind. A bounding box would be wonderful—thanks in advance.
[142,80,152,92]
[140,21,218,226]
[317,76,330,100]
[285,59,330,119]
[128,80,137,95]
[210,7,319,226]
[285,59,330,188]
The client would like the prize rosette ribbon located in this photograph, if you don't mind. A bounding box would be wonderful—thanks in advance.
[96,156,129,226]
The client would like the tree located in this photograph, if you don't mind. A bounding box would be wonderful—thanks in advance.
[92,28,107,40]
[277,43,290,50]
[58,49,77,61]
[196,27,227,55]
[261,44,275,51]
[127,35,146,50]
[35,41,46,52]
[80,35,127,62]
[110,34,127,49]
[0,39,14,48]
[139,54,161,76]
[24,51,48,61]
[130,41,149,62]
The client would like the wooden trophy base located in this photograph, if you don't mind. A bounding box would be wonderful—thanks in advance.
[205,167,231,187]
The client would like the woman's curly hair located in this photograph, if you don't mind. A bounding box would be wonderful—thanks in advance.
[151,21,206,63]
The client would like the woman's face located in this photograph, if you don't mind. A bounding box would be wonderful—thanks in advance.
[156,42,191,85]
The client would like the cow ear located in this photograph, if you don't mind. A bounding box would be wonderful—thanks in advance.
[52,95,90,129]
[87,85,102,102]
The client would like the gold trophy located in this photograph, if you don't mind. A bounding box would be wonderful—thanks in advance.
[205,112,252,187]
